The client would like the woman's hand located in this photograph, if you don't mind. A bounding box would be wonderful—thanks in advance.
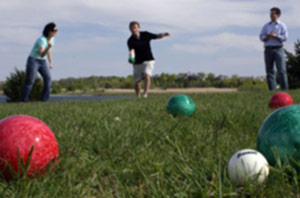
[47,40,53,48]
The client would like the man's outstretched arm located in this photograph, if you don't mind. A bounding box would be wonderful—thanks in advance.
[157,32,170,39]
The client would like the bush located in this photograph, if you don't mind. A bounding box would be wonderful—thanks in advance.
[66,85,75,92]
[51,82,62,94]
[286,40,300,89]
[238,79,268,91]
[0,82,4,91]
[3,68,43,102]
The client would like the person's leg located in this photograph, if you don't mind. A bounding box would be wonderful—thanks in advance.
[38,60,52,101]
[143,75,151,98]
[135,81,141,97]
[143,61,154,98]
[264,49,277,90]
[275,48,289,90]
[133,64,143,97]
[21,57,38,102]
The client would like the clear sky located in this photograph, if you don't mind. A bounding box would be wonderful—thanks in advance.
[0,0,300,81]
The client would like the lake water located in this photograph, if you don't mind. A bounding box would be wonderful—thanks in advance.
[0,95,131,104]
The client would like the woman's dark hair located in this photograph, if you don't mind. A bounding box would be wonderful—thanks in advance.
[129,21,140,30]
[271,7,281,16]
[43,22,56,37]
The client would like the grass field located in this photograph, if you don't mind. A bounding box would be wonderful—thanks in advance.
[0,91,300,197]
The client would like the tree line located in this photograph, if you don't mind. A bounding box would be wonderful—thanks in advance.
[49,73,267,94]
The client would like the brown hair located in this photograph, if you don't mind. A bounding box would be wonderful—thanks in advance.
[43,22,56,37]
[129,21,140,30]
[271,7,281,16]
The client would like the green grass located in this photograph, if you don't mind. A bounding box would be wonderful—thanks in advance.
[0,91,300,197]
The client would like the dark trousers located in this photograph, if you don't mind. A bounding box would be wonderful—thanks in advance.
[21,56,52,102]
[264,47,289,90]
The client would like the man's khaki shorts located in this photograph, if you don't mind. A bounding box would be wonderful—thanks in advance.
[133,60,155,83]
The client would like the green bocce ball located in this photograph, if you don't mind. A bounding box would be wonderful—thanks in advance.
[257,105,300,167]
[128,57,135,64]
[166,94,195,117]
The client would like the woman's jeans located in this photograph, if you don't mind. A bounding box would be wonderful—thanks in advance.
[21,56,51,102]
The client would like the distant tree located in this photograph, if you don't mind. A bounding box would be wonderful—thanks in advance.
[223,75,240,88]
[90,76,99,91]
[104,82,112,89]
[207,73,216,86]
[66,84,76,92]
[198,72,206,81]
[74,80,85,91]
[0,81,4,90]
[3,68,43,102]
[238,78,268,91]
[286,40,300,89]
[51,82,62,94]
[120,76,134,88]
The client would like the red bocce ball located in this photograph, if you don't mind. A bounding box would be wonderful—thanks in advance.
[269,92,293,109]
[0,115,59,178]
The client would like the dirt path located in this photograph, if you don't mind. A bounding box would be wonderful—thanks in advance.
[103,88,237,94]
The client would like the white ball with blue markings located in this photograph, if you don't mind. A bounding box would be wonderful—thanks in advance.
[228,149,269,186]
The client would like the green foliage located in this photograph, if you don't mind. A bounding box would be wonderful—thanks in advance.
[238,78,268,91]
[0,81,4,91]
[120,76,134,89]
[50,73,267,93]
[66,85,75,92]
[51,82,62,94]
[1,92,300,197]
[286,40,300,89]
[3,68,43,102]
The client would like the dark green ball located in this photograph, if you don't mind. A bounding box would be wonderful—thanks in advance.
[128,57,135,63]
[166,95,195,117]
[257,105,300,166]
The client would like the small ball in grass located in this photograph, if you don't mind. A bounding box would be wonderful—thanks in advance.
[258,105,300,167]
[114,117,121,122]
[228,149,269,186]
[269,92,293,109]
[166,94,195,117]
[0,115,59,179]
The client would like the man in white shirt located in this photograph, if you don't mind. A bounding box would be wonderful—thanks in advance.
[260,7,289,90]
